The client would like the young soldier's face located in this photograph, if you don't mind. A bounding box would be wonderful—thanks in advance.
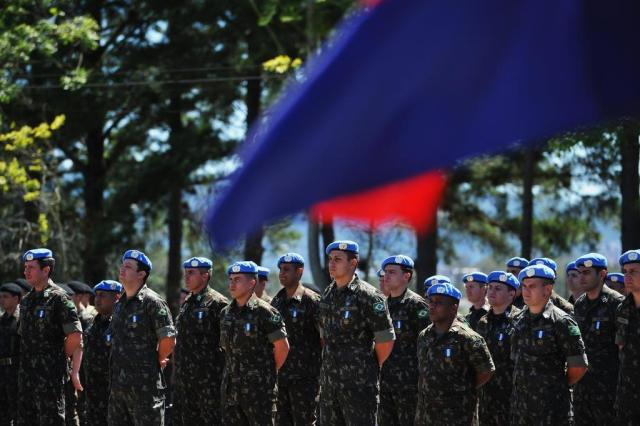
[577,266,604,293]
[382,265,409,294]
[94,290,118,316]
[566,270,580,292]
[428,295,457,322]
[184,268,209,292]
[0,292,19,311]
[119,259,145,286]
[278,263,302,288]
[487,283,514,308]
[328,251,356,281]
[623,263,640,293]
[521,278,552,307]
[464,281,486,304]
[228,273,255,300]
[24,260,49,286]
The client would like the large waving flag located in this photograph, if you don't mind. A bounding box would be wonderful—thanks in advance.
[206,0,640,246]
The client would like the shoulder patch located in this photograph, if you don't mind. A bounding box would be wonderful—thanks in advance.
[568,325,581,336]
[270,312,282,324]
[373,302,385,313]
[417,309,428,318]
[158,308,167,316]
[64,299,75,310]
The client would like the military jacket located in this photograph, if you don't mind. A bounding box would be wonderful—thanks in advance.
[83,314,112,399]
[270,284,321,383]
[18,281,81,388]
[380,288,429,390]
[573,286,623,393]
[614,294,640,418]
[219,294,287,404]
[175,286,229,386]
[0,306,20,361]
[551,290,574,316]
[510,301,587,424]
[109,285,176,392]
[465,303,489,331]
[318,275,395,390]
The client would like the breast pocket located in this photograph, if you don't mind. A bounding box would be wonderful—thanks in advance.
[590,317,612,336]
[339,306,359,328]
[392,314,409,336]
[237,320,258,345]
[126,312,145,337]
[528,327,556,355]
[33,305,54,330]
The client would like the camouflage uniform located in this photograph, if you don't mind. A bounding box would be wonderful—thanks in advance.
[573,286,623,425]
[83,314,112,426]
[476,305,521,426]
[614,294,640,425]
[510,301,588,425]
[415,318,495,426]
[465,303,489,331]
[17,281,82,426]
[379,288,429,426]
[66,306,95,426]
[174,286,229,425]
[551,290,574,316]
[0,305,20,426]
[108,285,176,426]
[220,294,287,425]
[318,275,395,425]
[270,284,321,426]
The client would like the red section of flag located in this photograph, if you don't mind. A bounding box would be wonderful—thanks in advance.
[310,170,447,233]
[361,0,384,7]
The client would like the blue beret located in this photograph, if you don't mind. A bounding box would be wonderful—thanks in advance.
[381,254,414,270]
[94,280,123,293]
[487,271,520,290]
[606,272,624,284]
[427,283,462,301]
[506,257,529,269]
[424,275,451,289]
[462,272,488,285]
[257,266,270,279]
[122,249,153,270]
[575,253,608,269]
[565,261,578,273]
[227,261,258,275]
[183,257,213,269]
[325,240,359,255]
[530,257,557,272]
[277,252,305,266]
[22,248,53,262]
[0,283,23,296]
[518,264,556,282]
[619,249,640,266]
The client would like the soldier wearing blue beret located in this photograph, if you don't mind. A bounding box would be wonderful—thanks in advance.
[378,255,429,426]
[318,241,395,425]
[109,250,176,426]
[83,280,122,426]
[529,257,575,315]
[605,272,625,295]
[17,248,83,426]
[572,253,623,425]
[173,257,229,425]
[271,253,322,426]
[614,249,640,424]
[510,265,588,425]
[476,272,521,426]
[462,272,489,331]
[220,261,289,425]
[0,283,23,425]
[566,261,582,304]
[256,266,273,303]
[422,274,451,298]
[415,283,495,425]
[506,257,528,308]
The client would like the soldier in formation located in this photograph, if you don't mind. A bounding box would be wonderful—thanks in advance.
[0,282,23,426]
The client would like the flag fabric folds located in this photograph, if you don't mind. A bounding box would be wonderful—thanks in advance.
[206,0,640,246]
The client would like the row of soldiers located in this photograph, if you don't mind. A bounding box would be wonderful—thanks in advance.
[1,242,639,425]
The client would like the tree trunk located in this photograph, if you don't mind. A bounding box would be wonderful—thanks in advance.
[416,214,438,293]
[520,147,535,259]
[620,120,640,251]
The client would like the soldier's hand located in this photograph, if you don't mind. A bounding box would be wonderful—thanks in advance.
[71,372,84,392]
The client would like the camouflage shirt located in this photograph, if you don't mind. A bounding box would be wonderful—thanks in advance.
[219,294,287,405]
[18,280,82,388]
[318,275,395,390]
[380,288,430,391]
[175,286,229,387]
[270,283,321,384]
[465,303,489,331]
[83,313,112,418]
[109,285,176,392]
[510,300,587,425]
[476,305,521,425]
[614,294,640,422]
[551,290,575,316]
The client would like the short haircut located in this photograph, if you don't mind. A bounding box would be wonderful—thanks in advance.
[135,260,151,284]
[37,258,55,276]
[346,252,359,262]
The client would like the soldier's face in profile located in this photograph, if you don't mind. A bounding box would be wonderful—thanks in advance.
[95,290,118,316]
[278,263,302,288]
[119,259,145,287]
[382,265,409,294]
[623,263,640,293]
[328,251,356,281]
[24,260,48,286]
[228,273,256,300]
[566,270,580,293]
[184,268,209,293]
[428,295,457,322]
[487,282,514,308]
[464,281,486,304]
[521,278,551,308]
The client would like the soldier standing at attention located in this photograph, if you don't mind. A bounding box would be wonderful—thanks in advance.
[606,272,626,295]
[318,240,395,425]
[510,264,588,425]
[378,255,430,426]
[462,272,489,330]
[476,272,521,426]
[614,249,640,424]
[174,257,229,425]
[108,249,176,426]
[422,275,451,299]
[83,280,122,426]
[506,257,529,308]
[415,282,494,426]
[0,283,23,426]
[256,266,273,303]
[220,261,289,425]
[565,262,582,304]
[17,248,83,426]
[271,253,321,425]
[572,253,623,425]
[529,257,575,315]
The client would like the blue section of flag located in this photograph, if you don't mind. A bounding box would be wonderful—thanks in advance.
[206,0,640,245]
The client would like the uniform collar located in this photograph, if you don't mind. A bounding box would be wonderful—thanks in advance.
[289,283,306,301]
[541,300,554,318]
[388,287,411,303]
[121,284,148,303]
